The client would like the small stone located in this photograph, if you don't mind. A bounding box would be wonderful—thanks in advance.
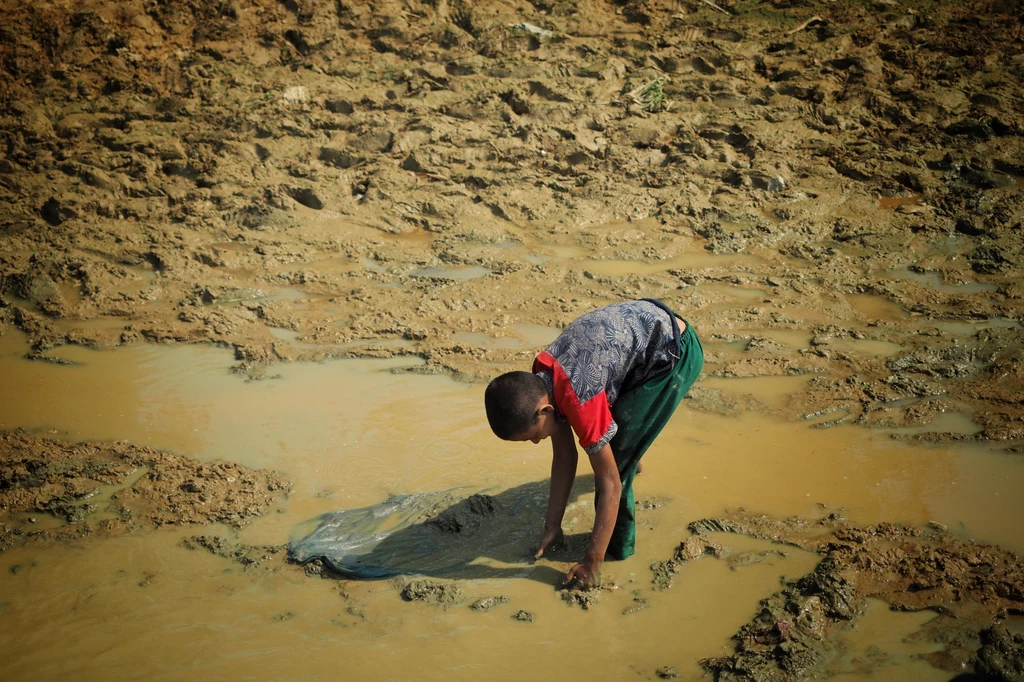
[511,610,534,622]
[656,666,680,679]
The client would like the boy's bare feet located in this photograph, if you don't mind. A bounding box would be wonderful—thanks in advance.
[637,460,644,475]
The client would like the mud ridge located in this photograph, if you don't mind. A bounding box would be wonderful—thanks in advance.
[672,511,1024,680]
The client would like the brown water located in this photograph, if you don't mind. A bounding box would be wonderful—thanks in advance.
[879,194,923,210]
[1,331,1022,681]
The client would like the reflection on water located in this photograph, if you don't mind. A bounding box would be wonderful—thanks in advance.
[1,331,1023,681]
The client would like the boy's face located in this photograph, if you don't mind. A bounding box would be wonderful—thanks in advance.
[511,396,559,444]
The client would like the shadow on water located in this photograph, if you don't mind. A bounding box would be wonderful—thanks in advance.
[288,475,596,585]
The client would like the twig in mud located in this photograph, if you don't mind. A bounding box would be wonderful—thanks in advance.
[698,0,730,14]
[787,15,824,35]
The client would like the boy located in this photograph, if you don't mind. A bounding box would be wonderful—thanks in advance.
[484,299,703,588]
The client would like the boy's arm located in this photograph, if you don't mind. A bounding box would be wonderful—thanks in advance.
[565,443,622,588]
[535,420,578,558]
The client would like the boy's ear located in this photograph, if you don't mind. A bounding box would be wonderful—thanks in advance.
[537,402,555,417]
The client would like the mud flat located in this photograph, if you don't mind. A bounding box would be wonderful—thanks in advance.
[1,0,1024,679]
[1,332,1023,680]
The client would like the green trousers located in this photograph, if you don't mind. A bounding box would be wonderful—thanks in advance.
[596,318,704,561]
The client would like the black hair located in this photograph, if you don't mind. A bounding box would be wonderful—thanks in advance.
[484,371,548,440]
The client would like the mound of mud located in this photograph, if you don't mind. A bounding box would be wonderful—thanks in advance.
[675,512,1024,681]
[400,579,465,606]
[0,431,290,549]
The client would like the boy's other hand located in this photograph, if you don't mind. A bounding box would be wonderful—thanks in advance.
[535,527,564,559]
[565,558,601,589]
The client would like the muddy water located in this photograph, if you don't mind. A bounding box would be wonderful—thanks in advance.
[1,335,1023,681]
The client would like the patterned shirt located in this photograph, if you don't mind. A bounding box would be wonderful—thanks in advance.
[533,299,680,456]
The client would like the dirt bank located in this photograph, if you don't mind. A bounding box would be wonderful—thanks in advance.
[668,511,1024,680]
[0,0,1020,440]
[0,430,290,550]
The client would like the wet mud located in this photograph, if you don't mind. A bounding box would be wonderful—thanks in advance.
[683,511,1024,681]
[399,579,466,606]
[0,431,289,550]
[1,0,1023,678]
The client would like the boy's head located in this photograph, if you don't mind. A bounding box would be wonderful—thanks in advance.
[484,371,553,442]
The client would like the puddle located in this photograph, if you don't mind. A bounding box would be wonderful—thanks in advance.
[845,293,909,322]
[758,329,813,348]
[1,332,1023,681]
[879,194,923,210]
[700,374,813,410]
[827,599,947,681]
[818,338,904,357]
[930,317,1022,336]
[888,411,983,437]
[513,323,561,348]
[885,268,998,295]
[452,324,560,350]
[410,265,492,280]
[452,331,522,349]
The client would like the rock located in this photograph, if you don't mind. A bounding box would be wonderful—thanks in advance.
[511,610,534,622]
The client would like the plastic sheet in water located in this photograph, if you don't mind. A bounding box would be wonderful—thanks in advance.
[288,480,584,579]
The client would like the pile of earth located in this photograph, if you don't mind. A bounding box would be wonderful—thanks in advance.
[0,430,290,550]
[651,510,1024,681]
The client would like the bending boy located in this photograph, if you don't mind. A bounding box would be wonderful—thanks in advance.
[484,299,703,588]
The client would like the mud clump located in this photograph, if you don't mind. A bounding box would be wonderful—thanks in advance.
[975,626,1024,681]
[424,493,498,534]
[651,534,726,590]
[400,579,465,606]
[0,431,290,548]
[511,610,535,622]
[181,535,285,570]
[560,587,601,610]
[687,511,1024,681]
[469,595,509,612]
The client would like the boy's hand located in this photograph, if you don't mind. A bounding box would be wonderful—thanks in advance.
[535,527,564,559]
[565,558,601,589]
